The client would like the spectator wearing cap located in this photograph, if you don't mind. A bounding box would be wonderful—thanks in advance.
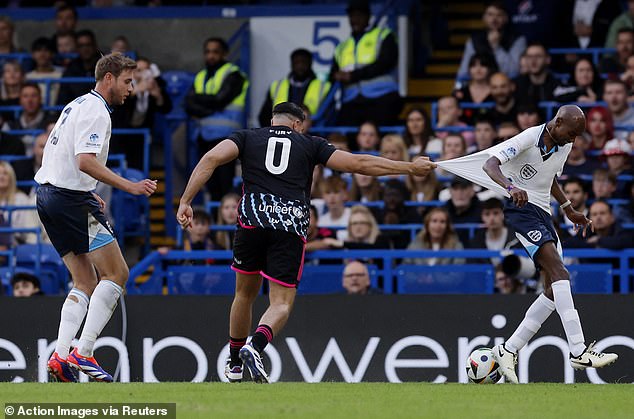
[444,177,482,245]
[26,37,63,106]
[259,48,330,128]
[11,272,44,297]
[329,0,401,127]
[601,138,632,178]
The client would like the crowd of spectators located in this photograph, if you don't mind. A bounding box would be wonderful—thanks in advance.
[1,1,634,296]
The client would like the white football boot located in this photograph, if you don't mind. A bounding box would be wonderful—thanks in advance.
[492,343,519,384]
[570,341,618,370]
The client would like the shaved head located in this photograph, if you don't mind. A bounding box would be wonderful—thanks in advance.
[547,105,587,146]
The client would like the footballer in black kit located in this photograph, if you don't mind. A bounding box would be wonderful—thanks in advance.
[227,126,336,287]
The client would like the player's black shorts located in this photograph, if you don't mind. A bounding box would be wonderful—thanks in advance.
[231,226,306,288]
[504,200,562,260]
[36,184,115,257]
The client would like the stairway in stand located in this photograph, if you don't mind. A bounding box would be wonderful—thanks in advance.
[149,168,175,249]
[406,2,484,116]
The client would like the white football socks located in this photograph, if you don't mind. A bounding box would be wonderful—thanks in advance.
[78,280,123,358]
[552,280,586,357]
[505,293,555,353]
[55,288,89,359]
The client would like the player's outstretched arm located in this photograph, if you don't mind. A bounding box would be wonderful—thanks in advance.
[177,139,239,229]
[325,150,436,177]
[77,153,157,196]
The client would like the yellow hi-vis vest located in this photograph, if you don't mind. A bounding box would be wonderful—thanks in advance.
[193,62,249,140]
[334,27,398,102]
[269,77,331,116]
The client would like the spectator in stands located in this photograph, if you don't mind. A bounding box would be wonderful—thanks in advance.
[457,1,525,80]
[497,121,520,142]
[26,37,63,106]
[406,156,440,203]
[558,177,589,239]
[299,103,313,135]
[605,0,634,49]
[318,176,350,238]
[213,192,239,251]
[471,118,498,153]
[0,60,25,123]
[468,198,518,265]
[435,96,475,145]
[258,48,330,128]
[110,36,131,55]
[586,106,614,152]
[562,134,601,177]
[2,83,54,153]
[453,53,496,109]
[566,199,634,250]
[342,260,380,295]
[111,57,172,170]
[436,133,468,179]
[327,133,349,152]
[513,42,559,107]
[330,0,401,126]
[403,207,465,266]
[0,16,18,58]
[494,264,526,294]
[601,28,634,75]
[601,138,632,180]
[553,57,602,103]
[628,130,634,150]
[592,168,619,199]
[54,33,76,69]
[185,37,249,201]
[503,0,564,47]
[349,173,381,202]
[402,107,440,156]
[56,30,100,106]
[305,204,338,252]
[51,3,77,50]
[355,120,380,152]
[331,205,390,250]
[485,72,517,126]
[620,55,634,100]
[11,272,43,297]
[516,103,542,131]
[444,176,482,245]
[182,207,216,254]
[603,79,634,141]
[0,161,38,246]
[12,131,47,196]
[377,179,419,249]
[379,134,409,179]
[569,0,621,50]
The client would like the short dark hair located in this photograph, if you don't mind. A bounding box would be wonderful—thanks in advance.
[31,37,55,52]
[563,176,587,192]
[75,29,96,45]
[11,272,40,288]
[95,52,137,81]
[482,197,503,211]
[56,3,78,19]
[617,27,634,37]
[590,198,612,213]
[192,208,211,224]
[204,37,229,53]
[291,48,312,63]
[21,82,41,95]
[272,102,305,122]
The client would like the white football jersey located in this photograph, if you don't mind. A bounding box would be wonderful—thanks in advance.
[35,90,112,191]
[436,124,571,214]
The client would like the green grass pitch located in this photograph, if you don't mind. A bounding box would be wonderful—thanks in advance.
[1,382,632,418]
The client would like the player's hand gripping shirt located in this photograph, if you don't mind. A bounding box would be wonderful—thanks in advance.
[228,127,336,238]
[436,124,571,214]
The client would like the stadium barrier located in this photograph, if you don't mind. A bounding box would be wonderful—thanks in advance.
[0,294,632,383]
[128,249,634,295]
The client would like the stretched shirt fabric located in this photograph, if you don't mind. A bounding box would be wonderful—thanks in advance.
[436,124,571,215]
[228,127,336,238]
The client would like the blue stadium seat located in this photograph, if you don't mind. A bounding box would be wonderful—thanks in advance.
[568,264,613,294]
[167,265,236,295]
[14,244,68,295]
[395,264,494,294]
[110,168,149,240]
[297,264,379,295]
[162,70,194,118]
[0,266,13,295]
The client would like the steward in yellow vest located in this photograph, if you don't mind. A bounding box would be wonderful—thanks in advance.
[258,48,330,127]
[329,0,401,127]
[185,37,249,141]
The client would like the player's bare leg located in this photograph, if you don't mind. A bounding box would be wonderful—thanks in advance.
[47,253,99,382]
[536,243,617,370]
[67,242,128,382]
[226,272,262,382]
[240,282,296,383]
